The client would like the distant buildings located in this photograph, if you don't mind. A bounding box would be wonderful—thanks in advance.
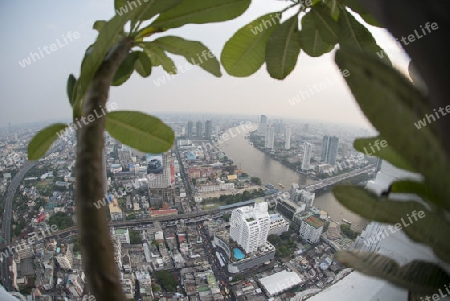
[321,135,339,165]
[301,142,313,170]
[118,145,132,167]
[290,184,315,208]
[285,125,291,150]
[204,120,212,139]
[299,215,326,243]
[196,121,203,138]
[187,121,193,138]
[258,115,267,136]
[229,202,270,253]
[265,126,275,149]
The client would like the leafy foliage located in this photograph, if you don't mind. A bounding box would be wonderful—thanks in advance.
[250,177,262,185]
[49,212,74,230]
[153,271,179,292]
[28,124,68,160]
[336,251,450,295]
[339,223,359,239]
[221,0,388,79]
[129,229,142,245]
[330,9,450,295]
[150,0,251,29]
[105,111,174,153]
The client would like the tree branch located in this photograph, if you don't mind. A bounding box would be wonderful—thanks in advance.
[75,37,133,301]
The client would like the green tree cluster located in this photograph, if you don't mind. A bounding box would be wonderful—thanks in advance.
[340,223,359,240]
[250,177,262,185]
[49,212,74,230]
[153,271,178,292]
[129,229,142,244]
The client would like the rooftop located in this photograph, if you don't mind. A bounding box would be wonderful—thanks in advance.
[259,270,302,296]
[304,215,326,229]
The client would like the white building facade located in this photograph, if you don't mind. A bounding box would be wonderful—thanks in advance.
[285,125,291,150]
[229,202,271,253]
[265,126,275,149]
[299,215,325,243]
[301,142,313,170]
[269,214,290,236]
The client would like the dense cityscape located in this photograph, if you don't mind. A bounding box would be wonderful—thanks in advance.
[0,114,380,300]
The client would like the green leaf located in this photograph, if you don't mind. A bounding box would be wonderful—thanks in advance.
[325,0,339,21]
[265,15,301,80]
[115,0,183,22]
[221,13,281,77]
[353,136,415,172]
[151,0,251,29]
[113,52,139,86]
[73,1,161,114]
[66,74,77,107]
[93,20,106,33]
[299,10,334,57]
[140,43,176,74]
[390,180,448,211]
[150,36,221,77]
[339,0,382,27]
[134,51,152,78]
[333,185,450,263]
[114,0,126,10]
[338,7,390,65]
[336,251,450,295]
[28,123,68,160]
[335,48,450,209]
[105,111,174,153]
[311,4,339,44]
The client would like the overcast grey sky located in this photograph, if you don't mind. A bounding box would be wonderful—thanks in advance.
[0,0,409,129]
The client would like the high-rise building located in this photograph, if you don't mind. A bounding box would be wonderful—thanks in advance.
[265,126,274,149]
[342,144,349,158]
[260,115,267,124]
[187,121,193,138]
[321,136,339,165]
[285,125,291,150]
[118,145,132,167]
[229,202,270,253]
[301,142,313,170]
[205,120,212,139]
[258,115,267,136]
[196,121,203,138]
[274,119,283,135]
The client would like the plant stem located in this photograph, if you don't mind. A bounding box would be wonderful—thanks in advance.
[75,37,133,301]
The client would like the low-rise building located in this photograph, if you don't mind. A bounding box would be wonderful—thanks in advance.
[269,213,290,236]
[299,215,326,244]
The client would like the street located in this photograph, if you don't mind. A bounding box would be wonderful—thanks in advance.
[198,223,234,301]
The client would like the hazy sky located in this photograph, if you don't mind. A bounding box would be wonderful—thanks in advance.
[0,0,409,128]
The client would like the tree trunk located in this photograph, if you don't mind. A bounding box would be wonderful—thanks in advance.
[75,37,132,301]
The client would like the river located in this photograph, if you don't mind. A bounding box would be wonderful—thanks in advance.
[219,124,367,232]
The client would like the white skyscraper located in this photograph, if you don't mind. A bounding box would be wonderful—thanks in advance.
[301,143,313,170]
[265,126,275,149]
[229,202,270,253]
[285,125,291,150]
